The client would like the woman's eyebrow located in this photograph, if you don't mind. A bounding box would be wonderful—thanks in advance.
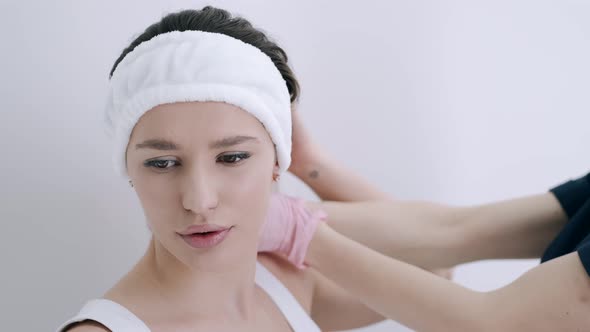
[209,135,259,149]
[135,139,179,150]
[135,136,259,151]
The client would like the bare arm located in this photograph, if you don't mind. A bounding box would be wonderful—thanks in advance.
[288,110,391,201]
[290,153,391,201]
[306,193,567,269]
[290,110,567,268]
[308,253,454,331]
[307,223,590,331]
[308,268,386,331]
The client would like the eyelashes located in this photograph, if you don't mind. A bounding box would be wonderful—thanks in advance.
[216,152,251,164]
[144,159,179,170]
[143,152,252,172]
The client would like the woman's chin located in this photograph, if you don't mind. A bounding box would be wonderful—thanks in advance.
[175,230,258,270]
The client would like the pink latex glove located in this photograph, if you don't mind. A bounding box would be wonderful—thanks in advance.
[258,193,327,269]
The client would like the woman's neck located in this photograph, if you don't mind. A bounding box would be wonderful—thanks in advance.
[133,237,260,323]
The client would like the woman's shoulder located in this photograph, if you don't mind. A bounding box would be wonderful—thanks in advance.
[257,253,315,312]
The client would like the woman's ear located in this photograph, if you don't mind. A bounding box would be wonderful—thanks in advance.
[272,163,281,182]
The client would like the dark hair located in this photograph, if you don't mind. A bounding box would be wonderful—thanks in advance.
[109,6,300,103]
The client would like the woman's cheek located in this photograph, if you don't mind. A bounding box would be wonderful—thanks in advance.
[135,177,180,228]
[221,165,273,221]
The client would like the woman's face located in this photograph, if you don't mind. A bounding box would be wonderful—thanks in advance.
[126,101,278,268]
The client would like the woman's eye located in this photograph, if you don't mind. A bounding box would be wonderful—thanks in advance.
[144,159,179,170]
[217,153,251,165]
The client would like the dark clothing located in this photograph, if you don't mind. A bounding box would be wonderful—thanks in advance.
[542,173,590,276]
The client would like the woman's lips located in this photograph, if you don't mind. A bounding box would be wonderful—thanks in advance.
[179,224,229,235]
[178,225,232,249]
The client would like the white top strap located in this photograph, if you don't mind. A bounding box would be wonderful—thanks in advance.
[56,299,150,332]
[255,262,321,332]
[57,262,320,332]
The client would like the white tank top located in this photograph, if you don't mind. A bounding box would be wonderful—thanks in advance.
[56,262,320,332]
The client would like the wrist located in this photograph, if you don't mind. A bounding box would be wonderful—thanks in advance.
[305,222,332,268]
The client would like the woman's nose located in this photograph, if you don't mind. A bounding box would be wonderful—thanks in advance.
[181,167,219,216]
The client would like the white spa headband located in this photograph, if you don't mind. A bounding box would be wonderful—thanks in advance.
[105,30,292,178]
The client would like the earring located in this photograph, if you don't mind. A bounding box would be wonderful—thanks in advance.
[128,180,134,188]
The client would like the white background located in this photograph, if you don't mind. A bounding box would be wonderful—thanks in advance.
[2,1,590,331]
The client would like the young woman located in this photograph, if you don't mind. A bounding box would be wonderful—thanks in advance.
[58,6,397,332]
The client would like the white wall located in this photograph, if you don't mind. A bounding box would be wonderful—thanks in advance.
[2,1,590,331]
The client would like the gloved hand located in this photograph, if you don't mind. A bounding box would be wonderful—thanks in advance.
[258,193,327,268]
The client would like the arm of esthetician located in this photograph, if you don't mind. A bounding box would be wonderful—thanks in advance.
[305,221,590,331]
[270,107,590,331]
[286,109,566,270]
[261,174,590,330]
[280,108,583,330]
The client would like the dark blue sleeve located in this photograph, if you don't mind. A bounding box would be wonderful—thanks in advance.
[578,240,590,277]
[550,172,590,219]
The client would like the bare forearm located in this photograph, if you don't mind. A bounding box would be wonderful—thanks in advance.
[291,154,391,202]
[306,200,465,268]
[307,224,590,331]
[306,223,488,332]
[459,193,567,261]
[306,193,567,269]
